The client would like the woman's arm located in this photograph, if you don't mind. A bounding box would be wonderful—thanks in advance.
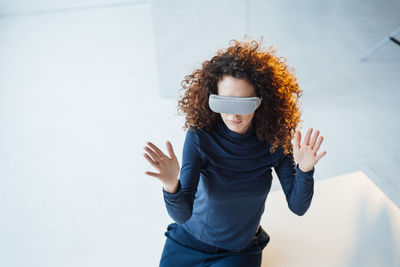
[274,151,315,216]
[162,129,202,224]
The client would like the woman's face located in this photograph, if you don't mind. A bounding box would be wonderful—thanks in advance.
[217,75,257,135]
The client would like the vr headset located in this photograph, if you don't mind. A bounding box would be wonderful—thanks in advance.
[208,94,263,115]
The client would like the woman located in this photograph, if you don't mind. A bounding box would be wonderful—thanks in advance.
[143,38,327,267]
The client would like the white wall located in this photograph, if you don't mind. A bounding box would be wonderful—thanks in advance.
[0,0,145,17]
[0,3,175,266]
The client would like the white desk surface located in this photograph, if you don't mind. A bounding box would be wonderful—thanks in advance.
[260,170,400,267]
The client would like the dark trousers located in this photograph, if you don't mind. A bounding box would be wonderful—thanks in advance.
[159,222,270,267]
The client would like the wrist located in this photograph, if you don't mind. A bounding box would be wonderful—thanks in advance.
[298,163,313,173]
[164,181,179,194]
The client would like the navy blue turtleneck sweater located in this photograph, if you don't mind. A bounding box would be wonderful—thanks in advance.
[162,118,315,252]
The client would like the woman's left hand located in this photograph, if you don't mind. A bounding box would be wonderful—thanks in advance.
[292,128,327,172]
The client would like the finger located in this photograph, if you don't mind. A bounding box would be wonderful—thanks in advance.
[294,130,301,149]
[310,130,320,150]
[313,136,324,153]
[302,128,313,147]
[144,146,160,163]
[147,142,166,159]
[144,170,160,179]
[143,153,160,169]
[316,150,327,162]
[166,141,176,159]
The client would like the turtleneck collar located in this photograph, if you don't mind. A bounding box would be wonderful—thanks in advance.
[215,117,256,141]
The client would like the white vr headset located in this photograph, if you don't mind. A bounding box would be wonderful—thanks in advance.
[208,94,263,115]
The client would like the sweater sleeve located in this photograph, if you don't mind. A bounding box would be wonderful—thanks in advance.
[162,129,202,224]
[273,150,315,216]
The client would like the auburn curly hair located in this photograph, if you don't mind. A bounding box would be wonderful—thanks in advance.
[176,37,304,156]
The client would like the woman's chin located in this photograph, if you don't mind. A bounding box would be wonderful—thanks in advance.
[228,125,243,133]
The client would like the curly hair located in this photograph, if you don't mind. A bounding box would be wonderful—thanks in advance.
[176,37,304,156]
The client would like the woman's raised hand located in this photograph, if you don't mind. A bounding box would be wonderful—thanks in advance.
[143,141,180,193]
[292,128,327,172]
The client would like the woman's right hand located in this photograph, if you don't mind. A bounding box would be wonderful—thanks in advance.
[143,141,180,193]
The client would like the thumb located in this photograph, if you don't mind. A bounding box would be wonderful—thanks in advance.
[293,131,300,150]
[166,141,176,159]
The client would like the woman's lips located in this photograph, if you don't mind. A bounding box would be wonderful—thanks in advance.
[229,120,241,124]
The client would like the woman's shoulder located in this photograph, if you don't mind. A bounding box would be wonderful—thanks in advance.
[184,125,218,156]
[186,125,214,139]
[185,127,207,147]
